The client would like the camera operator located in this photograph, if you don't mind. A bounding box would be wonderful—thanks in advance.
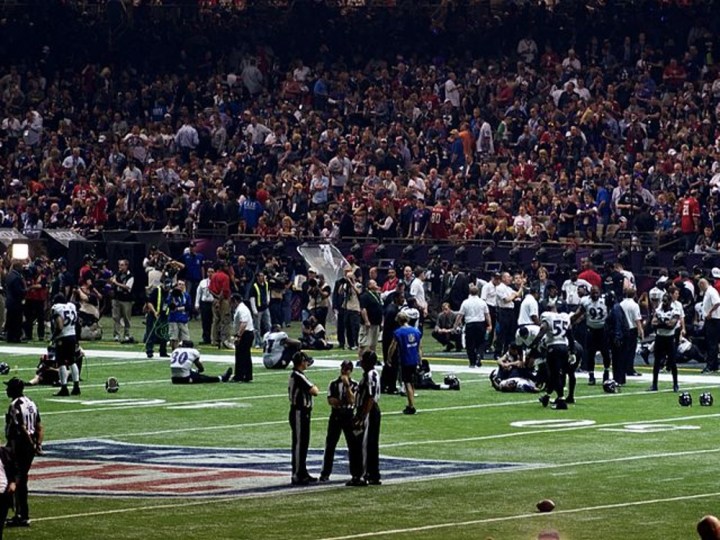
[307,274,331,327]
[268,270,289,327]
[109,259,135,343]
[300,315,333,350]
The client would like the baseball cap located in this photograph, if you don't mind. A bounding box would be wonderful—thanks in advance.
[4,377,24,397]
[712,268,720,279]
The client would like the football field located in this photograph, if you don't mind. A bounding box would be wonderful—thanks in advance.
[2,319,720,540]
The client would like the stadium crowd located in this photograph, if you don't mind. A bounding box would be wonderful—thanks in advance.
[0,1,718,251]
[0,1,718,389]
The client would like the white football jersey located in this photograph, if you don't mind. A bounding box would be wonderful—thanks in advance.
[51,302,78,338]
[654,306,678,337]
[170,347,200,378]
[515,324,541,348]
[580,296,608,329]
[263,331,288,368]
[541,311,571,347]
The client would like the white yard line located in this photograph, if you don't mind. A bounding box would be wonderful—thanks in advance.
[314,490,720,540]
[29,447,720,528]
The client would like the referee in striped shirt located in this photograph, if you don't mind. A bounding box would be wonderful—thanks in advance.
[288,352,319,486]
[5,378,43,528]
[354,351,382,486]
[319,360,361,484]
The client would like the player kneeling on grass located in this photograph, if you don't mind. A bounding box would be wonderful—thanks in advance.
[50,293,81,396]
[263,324,302,369]
[170,340,232,384]
[490,343,540,393]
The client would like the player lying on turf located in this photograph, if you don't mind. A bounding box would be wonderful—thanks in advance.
[489,343,540,393]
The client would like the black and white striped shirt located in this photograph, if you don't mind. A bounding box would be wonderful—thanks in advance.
[327,377,358,410]
[356,369,381,411]
[289,369,315,410]
[6,396,41,446]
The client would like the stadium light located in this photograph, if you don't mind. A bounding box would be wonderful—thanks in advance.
[10,242,29,261]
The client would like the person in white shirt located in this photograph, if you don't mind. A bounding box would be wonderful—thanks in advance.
[231,294,255,382]
[263,325,301,369]
[170,341,232,384]
[561,269,592,310]
[444,73,460,108]
[699,279,720,372]
[481,272,500,352]
[495,272,524,356]
[619,288,644,378]
[454,285,492,368]
[518,287,540,326]
[195,267,215,345]
[409,269,428,317]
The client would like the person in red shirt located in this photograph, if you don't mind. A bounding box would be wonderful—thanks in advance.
[428,200,451,240]
[578,258,602,289]
[677,189,700,252]
[380,267,399,300]
[209,261,232,348]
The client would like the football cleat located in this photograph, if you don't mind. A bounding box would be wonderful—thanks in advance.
[700,392,714,407]
[105,377,120,393]
[0,362,10,375]
[603,379,619,394]
[678,392,693,407]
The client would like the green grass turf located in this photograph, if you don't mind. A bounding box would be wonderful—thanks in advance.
[2,317,719,539]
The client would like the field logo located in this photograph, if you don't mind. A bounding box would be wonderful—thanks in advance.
[33,439,525,498]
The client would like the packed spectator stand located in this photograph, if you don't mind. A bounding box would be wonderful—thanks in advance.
[0,0,719,295]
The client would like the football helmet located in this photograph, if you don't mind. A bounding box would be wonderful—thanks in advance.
[700,392,714,407]
[678,392,692,407]
[603,379,619,393]
[444,374,460,391]
[0,363,9,375]
[105,377,120,393]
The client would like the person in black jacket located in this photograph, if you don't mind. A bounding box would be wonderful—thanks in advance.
[5,263,27,344]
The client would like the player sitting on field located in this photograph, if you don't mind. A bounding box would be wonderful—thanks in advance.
[27,344,85,386]
[170,340,233,384]
[263,324,302,369]
[300,316,333,350]
[489,343,539,393]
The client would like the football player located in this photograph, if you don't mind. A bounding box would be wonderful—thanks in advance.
[531,304,575,409]
[263,324,302,369]
[648,294,681,392]
[573,286,611,385]
[170,340,232,384]
[50,293,80,396]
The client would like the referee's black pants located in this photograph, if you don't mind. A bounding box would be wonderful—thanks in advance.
[464,322,485,367]
[11,445,34,522]
[586,326,611,375]
[289,406,312,482]
[320,408,361,480]
[233,330,254,382]
[361,406,381,483]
